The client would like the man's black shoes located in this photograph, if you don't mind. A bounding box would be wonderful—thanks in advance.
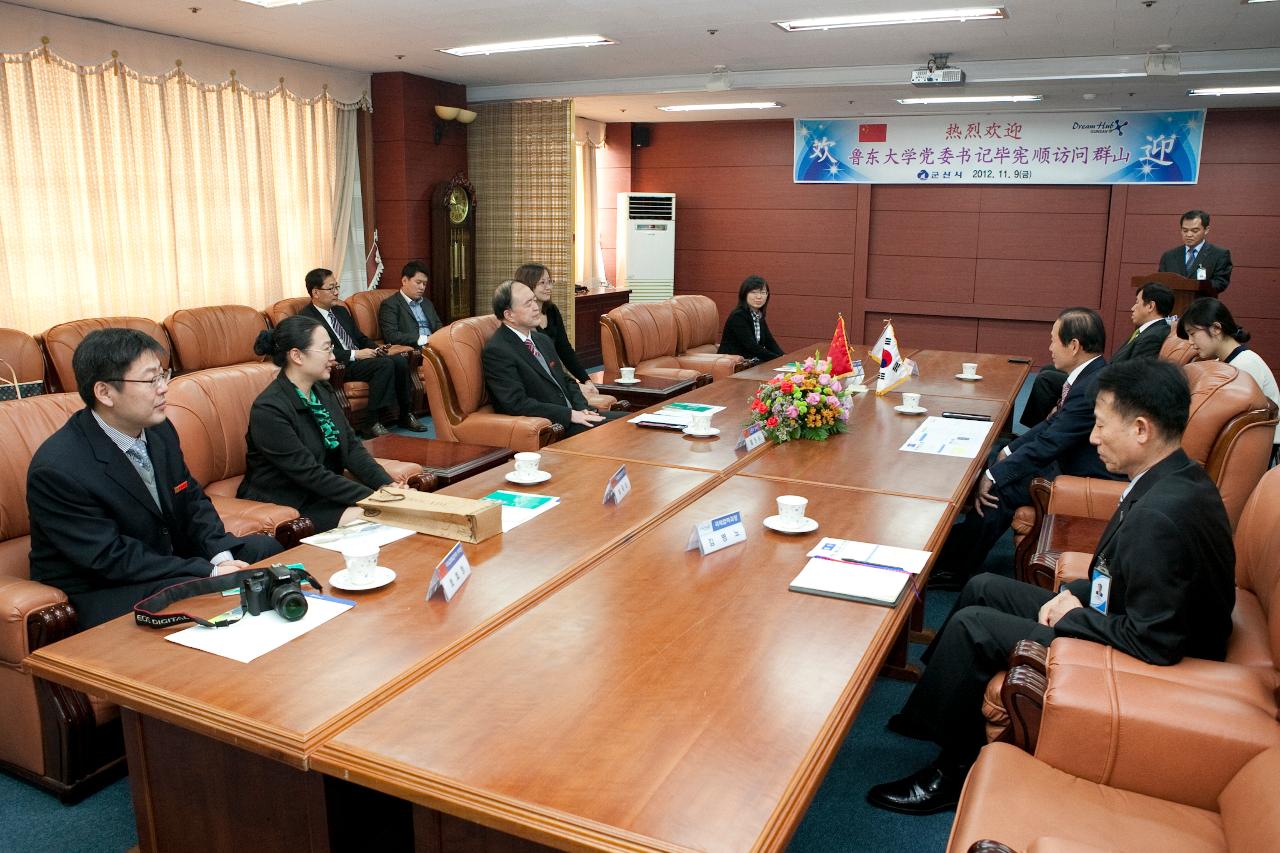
[399,414,429,432]
[364,421,391,438]
[866,761,967,815]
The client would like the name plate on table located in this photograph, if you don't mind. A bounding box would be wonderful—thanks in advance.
[685,511,747,556]
[426,543,472,602]
[734,424,766,452]
[603,464,632,505]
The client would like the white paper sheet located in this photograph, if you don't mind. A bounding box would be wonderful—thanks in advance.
[899,415,993,458]
[789,558,911,607]
[630,403,728,428]
[165,594,353,663]
[301,519,416,552]
[481,491,562,532]
[806,537,932,574]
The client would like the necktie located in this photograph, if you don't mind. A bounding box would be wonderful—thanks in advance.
[523,338,571,405]
[327,310,356,351]
[125,444,162,510]
[1048,381,1072,421]
[1186,247,1199,274]
[1127,327,1140,343]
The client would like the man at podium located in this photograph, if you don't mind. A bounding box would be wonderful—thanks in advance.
[1157,209,1232,293]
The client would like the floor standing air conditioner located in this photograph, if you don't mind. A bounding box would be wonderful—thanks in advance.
[616,193,675,302]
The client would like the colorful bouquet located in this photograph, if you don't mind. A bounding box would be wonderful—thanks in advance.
[748,355,854,443]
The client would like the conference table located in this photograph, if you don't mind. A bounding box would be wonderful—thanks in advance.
[27,343,1028,853]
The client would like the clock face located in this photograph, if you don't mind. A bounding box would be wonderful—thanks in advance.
[447,187,470,224]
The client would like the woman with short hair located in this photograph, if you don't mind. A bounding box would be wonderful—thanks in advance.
[718,275,784,360]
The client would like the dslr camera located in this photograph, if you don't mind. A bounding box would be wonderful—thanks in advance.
[239,564,310,622]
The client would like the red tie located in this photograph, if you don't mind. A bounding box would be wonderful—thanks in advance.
[1048,381,1071,420]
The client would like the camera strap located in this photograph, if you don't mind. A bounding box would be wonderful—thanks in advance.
[132,567,322,629]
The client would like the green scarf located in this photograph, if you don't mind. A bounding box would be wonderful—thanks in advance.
[295,386,340,451]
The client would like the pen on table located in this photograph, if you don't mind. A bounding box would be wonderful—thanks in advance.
[941,411,992,421]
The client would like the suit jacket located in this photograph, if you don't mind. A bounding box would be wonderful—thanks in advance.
[992,356,1116,490]
[301,302,374,363]
[483,324,589,430]
[1158,242,1233,293]
[379,291,443,347]
[237,371,391,523]
[1111,318,1170,363]
[718,305,783,360]
[540,301,589,383]
[1057,448,1235,665]
[28,408,249,626]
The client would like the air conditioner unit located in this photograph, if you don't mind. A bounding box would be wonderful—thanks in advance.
[616,193,675,302]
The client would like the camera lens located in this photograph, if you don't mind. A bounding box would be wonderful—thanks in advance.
[271,584,308,622]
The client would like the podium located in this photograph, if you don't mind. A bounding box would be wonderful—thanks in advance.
[1131,272,1215,317]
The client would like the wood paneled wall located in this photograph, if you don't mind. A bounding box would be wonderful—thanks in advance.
[611,109,1280,368]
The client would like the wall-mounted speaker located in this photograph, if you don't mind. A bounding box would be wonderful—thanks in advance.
[633,125,651,148]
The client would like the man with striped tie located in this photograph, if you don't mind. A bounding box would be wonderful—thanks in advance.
[1157,209,1233,293]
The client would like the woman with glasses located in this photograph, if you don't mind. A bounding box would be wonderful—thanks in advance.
[238,315,405,532]
[513,263,600,401]
[718,275,784,361]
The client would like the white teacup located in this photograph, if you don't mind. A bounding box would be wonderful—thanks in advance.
[961,362,978,377]
[777,495,809,527]
[619,366,636,382]
[514,452,541,477]
[690,411,714,433]
[902,392,922,410]
[342,543,379,585]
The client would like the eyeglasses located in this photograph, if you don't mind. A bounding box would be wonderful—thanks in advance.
[108,368,173,390]
[317,284,341,293]
[304,345,335,354]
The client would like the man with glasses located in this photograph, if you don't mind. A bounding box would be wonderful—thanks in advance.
[27,329,281,628]
[379,260,443,348]
[302,267,427,437]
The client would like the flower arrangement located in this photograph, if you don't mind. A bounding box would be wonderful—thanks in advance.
[748,355,854,443]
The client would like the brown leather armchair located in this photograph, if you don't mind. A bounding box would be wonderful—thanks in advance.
[600,301,739,381]
[163,304,270,372]
[267,296,372,429]
[1159,332,1198,366]
[1010,361,1277,586]
[41,317,173,393]
[345,289,427,415]
[0,328,47,399]
[421,316,563,452]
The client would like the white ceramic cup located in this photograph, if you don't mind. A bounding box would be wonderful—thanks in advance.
[961,362,978,377]
[777,495,808,526]
[902,392,922,409]
[619,366,636,382]
[690,411,713,433]
[342,543,379,585]
[514,452,541,477]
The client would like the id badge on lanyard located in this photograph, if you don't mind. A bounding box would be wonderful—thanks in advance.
[1089,557,1112,615]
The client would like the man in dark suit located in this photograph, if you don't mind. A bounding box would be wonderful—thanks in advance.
[301,267,427,436]
[483,280,623,437]
[930,308,1121,591]
[1157,209,1232,293]
[28,329,281,628]
[1112,281,1173,363]
[379,260,443,348]
[869,359,1235,815]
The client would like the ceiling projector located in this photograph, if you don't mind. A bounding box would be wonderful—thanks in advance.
[911,67,965,86]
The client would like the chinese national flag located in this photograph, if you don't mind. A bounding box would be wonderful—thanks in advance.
[858,123,887,143]
[827,314,854,377]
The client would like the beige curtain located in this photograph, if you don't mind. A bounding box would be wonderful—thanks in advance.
[468,99,574,336]
[0,45,367,333]
[574,137,607,287]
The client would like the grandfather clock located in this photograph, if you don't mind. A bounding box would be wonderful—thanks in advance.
[430,173,477,322]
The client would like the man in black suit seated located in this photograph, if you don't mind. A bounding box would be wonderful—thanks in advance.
[483,279,624,437]
[28,329,282,629]
[1157,209,1232,293]
[300,267,426,437]
[930,307,1121,591]
[868,359,1235,815]
[379,260,443,349]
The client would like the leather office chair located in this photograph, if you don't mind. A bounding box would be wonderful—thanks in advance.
[1159,333,1198,366]
[0,328,48,399]
[266,296,372,429]
[0,393,124,801]
[41,317,173,393]
[265,296,312,327]
[600,301,734,381]
[345,289,427,416]
[670,294,735,358]
[421,315,563,452]
[163,304,270,372]
[1009,361,1277,586]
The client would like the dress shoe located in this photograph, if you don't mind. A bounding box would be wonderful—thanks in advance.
[364,421,391,438]
[399,413,429,433]
[866,761,967,815]
[925,570,966,592]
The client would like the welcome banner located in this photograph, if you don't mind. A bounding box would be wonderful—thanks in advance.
[793,110,1205,185]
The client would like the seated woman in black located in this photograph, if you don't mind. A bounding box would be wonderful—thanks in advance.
[514,262,600,401]
[718,275,784,360]
[238,315,404,532]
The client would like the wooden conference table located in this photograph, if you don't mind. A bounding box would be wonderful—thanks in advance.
[28,342,1027,853]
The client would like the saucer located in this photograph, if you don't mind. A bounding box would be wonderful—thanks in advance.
[682,426,720,437]
[763,515,819,534]
[894,405,927,415]
[329,566,396,592]
[613,377,642,384]
[506,469,552,485]
[954,373,984,381]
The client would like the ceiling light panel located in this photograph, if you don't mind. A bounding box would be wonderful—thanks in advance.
[775,7,1007,31]
[897,94,1042,104]
[440,35,615,57]
[657,102,783,112]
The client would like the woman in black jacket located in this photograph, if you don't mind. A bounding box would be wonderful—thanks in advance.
[718,275,783,360]
[515,263,599,400]
[238,315,403,532]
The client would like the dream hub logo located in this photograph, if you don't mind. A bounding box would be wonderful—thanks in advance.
[1072,119,1128,137]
